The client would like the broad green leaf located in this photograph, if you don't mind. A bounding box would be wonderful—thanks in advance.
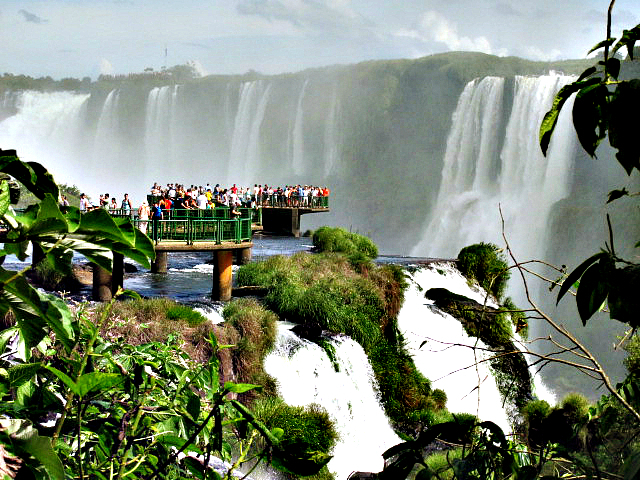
[45,365,80,395]
[608,80,640,175]
[572,82,609,157]
[0,180,10,217]
[8,362,41,388]
[557,252,607,304]
[0,153,59,200]
[0,327,18,356]
[25,195,69,237]
[605,57,621,79]
[223,381,261,394]
[75,372,123,397]
[576,66,597,83]
[612,25,640,59]
[540,80,591,156]
[157,434,203,455]
[576,262,610,324]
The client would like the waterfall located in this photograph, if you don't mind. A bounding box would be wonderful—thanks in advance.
[144,85,183,180]
[228,80,271,185]
[291,79,309,175]
[398,262,511,430]
[0,90,89,186]
[265,324,400,479]
[323,85,341,178]
[411,73,577,261]
[93,89,121,168]
[397,262,555,430]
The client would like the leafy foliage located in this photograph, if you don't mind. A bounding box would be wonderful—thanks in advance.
[457,243,510,301]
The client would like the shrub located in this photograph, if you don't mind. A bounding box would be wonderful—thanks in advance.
[251,397,338,478]
[312,226,378,258]
[97,297,215,362]
[166,303,208,326]
[457,242,510,301]
[221,298,279,401]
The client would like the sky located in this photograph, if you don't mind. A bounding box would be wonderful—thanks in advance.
[1,0,639,80]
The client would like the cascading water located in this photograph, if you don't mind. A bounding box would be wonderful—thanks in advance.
[398,262,510,430]
[0,90,89,186]
[229,80,272,185]
[291,79,309,176]
[323,85,341,178]
[264,324,400,479]
[411,73,578,261]
[397,262,555,430]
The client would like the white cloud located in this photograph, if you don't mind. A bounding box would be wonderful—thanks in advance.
[396,10,494,55]
[100,58,114,75]
[420,11,493,53]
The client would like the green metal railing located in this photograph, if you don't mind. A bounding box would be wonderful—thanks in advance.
[132,217,252,245]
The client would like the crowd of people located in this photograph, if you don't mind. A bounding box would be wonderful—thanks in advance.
[148,182,330,210]
[74,183,330,236]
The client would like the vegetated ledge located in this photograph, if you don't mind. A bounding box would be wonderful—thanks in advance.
[425,287,533,412]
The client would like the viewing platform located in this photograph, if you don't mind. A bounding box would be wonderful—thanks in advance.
[144,194,330,237]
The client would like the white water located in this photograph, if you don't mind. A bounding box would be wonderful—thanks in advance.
[265,325,400,479]
[397,262,556,428]
[398,262,511,430]
[291,79,309,175]
[411,73,578,261]
[0,90,89,187]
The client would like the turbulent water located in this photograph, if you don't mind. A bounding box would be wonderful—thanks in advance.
[265,325,400,479]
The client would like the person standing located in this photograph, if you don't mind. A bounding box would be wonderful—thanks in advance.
[138,201,150,235]
[121,193,132,217]
[79,194,92,213]
[151,201,163,242]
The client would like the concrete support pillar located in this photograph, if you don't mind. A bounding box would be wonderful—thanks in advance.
[151,251,168,274]
[212,250,233,301]
[291,209,301,238]
[92,264,113,301]
[239,247,252,265]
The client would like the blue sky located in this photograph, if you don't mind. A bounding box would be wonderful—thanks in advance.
[1,0,639,79]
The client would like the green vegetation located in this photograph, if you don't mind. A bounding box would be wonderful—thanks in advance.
[312,226,378,263]
[252,397,338,479]
[457,242,510,301]
[218,298,279,402]
[237,250,444,435]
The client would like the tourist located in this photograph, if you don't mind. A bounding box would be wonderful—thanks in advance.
[121,193,132,216]
[197,190,208,209]
[109,197,118,212]
[151,201,163,241]
[79,193,92,213]
[138,200,150,235]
